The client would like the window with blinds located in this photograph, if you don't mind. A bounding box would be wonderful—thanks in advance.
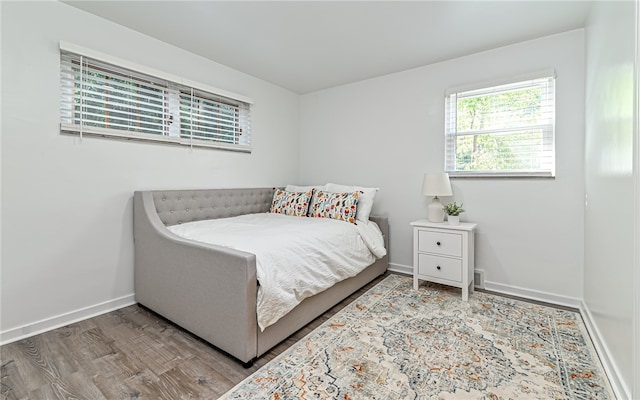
[444,74,555,177]
[60,46,252,152]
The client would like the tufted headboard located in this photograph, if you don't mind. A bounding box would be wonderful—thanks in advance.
[150,188,276,226]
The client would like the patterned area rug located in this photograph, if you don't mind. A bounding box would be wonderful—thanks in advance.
[220,275,613,399]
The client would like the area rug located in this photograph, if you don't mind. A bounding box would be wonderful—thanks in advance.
[220,275,614,399]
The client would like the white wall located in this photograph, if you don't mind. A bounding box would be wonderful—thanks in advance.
[584,1,637,397]
[300,30,586,303]
[0,2,300,340]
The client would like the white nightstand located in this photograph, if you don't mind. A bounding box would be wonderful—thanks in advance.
[410,219,477,301]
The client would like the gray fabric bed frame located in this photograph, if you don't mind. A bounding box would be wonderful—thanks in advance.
[133,188,388,365]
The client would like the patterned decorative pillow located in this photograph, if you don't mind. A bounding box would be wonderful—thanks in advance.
[310,191,359,224]
[324,183,377,222]
[269,189,313,217]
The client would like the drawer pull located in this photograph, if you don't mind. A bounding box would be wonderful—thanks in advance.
[436,241,441,246]
[436,266,441,270]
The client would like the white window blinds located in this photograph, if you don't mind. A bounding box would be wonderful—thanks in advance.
[444,74,555,177]
[60,46,252,152]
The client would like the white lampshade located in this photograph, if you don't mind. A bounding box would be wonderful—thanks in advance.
[422,173,453,197]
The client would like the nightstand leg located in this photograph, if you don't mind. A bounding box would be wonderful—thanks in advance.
[413,275,419,290]
[462,285,469,302]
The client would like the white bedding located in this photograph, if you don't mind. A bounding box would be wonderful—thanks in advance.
[167,213,386,331]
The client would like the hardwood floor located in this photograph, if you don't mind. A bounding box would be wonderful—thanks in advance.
[0,273,388,400]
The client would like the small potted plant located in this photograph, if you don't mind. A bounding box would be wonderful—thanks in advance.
[443,202,465,225]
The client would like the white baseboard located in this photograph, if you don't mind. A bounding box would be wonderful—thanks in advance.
[483,280,582,309]
[580,301,631,400]
[391,264,581,308]
[0,294,136,346]
[388,262,412,276]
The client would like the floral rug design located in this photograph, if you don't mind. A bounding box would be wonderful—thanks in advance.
[220,275,613,399]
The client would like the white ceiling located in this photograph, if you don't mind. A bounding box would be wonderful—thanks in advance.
[63,1,593,94]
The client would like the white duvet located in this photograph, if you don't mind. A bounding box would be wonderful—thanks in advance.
[167,213,386,331]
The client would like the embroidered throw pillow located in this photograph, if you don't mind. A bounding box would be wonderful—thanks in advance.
[324,183,378,222]
[269,189,313,217]
[310,191,359,224]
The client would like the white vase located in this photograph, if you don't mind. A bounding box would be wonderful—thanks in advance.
[448,215,460,225]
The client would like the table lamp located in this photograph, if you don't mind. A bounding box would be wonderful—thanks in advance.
[422,173,452,222]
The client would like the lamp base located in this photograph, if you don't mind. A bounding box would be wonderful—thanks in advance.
[427,196,445,223]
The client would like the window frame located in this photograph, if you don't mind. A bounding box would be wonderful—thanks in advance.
[444,71,556,178]
[59,42,253,152]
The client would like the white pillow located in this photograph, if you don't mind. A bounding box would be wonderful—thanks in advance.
[324,183,378,222]
[285,184,326,192]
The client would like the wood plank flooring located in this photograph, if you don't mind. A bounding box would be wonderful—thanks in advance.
[0,273,388,400]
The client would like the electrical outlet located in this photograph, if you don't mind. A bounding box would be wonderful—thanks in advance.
[474,269,485,289]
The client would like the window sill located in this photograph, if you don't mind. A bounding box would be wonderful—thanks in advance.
[447,171,555,179]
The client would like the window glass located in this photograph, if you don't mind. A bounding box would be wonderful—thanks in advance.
[445,76,555,177]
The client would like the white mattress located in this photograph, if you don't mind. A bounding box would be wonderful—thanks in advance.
[167,213,386,331]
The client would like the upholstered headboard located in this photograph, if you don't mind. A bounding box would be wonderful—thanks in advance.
[150,188,276,226]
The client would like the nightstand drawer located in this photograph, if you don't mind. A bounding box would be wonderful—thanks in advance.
[418,230,462,257]
[417,254,462,282]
